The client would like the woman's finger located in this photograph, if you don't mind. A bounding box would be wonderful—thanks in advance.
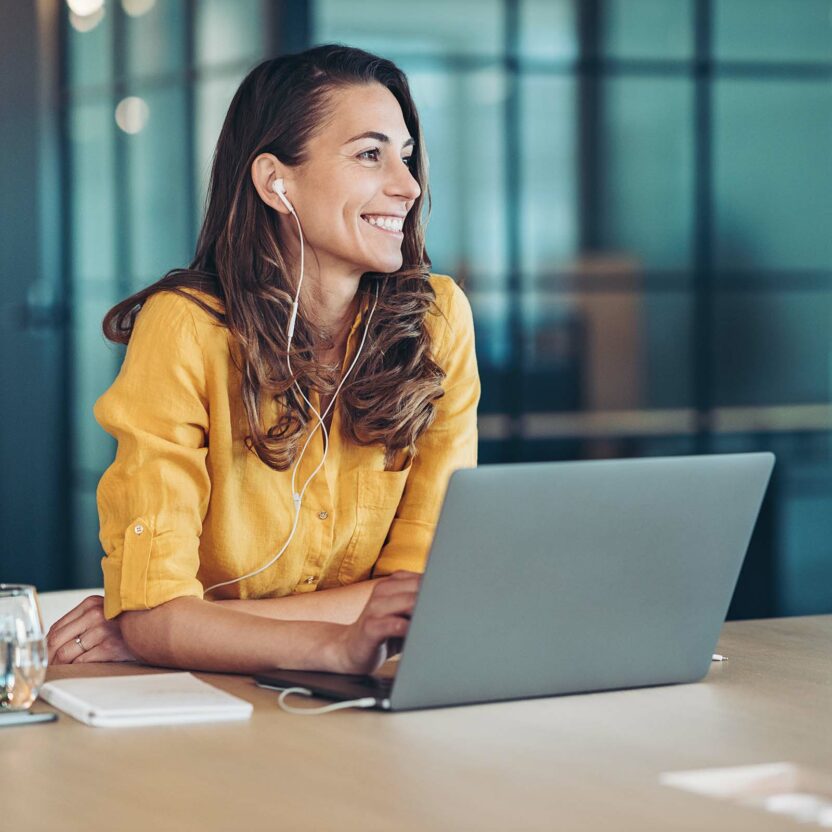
[362,614,410,643]
[47,607,107,664]
[74,639,134,663]
[364,590,418,620]
[70,622,109,651]
[48,606,104,650]
[47,605,107,660]
[370,575,420,599]
[72,645,110,663]
[353,616,410,674]
[70,620,135,664]
[340,606,413,674]
[52,636,86,665]
[47,595,103,636]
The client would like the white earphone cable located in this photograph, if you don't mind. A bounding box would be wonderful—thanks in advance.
[205,184,378,594]
[275,686,379,715]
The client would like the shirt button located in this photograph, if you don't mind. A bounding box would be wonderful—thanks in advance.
[134,524,144,535]
[318,511,328,520]
[304,576,316,584]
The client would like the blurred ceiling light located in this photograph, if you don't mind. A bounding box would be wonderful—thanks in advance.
[69,8,105,31]
[121,0,156,17]
[66,0,104,15]
[115,96,150,134]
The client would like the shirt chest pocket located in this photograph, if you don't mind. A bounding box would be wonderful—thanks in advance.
[337,461,412,584]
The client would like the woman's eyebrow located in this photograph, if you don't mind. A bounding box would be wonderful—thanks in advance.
[343,130,415,149]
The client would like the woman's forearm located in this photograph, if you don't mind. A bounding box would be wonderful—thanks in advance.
[214,579,379,624]
[119,596,345,674]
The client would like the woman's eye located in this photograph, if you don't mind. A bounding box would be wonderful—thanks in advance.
[358,149,416,168]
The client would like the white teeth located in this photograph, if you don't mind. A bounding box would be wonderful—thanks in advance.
[364,215,403,232]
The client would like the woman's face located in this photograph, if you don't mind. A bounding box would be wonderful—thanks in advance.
[278,83,422,278]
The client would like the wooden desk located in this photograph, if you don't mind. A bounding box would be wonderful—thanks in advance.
[5,616,831,831]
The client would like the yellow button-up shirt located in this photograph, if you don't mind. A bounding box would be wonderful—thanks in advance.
[96,274,480,620]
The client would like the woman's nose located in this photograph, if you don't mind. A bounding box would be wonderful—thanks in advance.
[387,161,421,202]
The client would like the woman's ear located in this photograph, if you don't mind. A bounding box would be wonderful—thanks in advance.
[251,153,293,215]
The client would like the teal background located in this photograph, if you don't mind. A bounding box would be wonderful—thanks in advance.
[2,0,831,619]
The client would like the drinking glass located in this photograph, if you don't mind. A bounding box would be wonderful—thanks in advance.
[0,585,48,710]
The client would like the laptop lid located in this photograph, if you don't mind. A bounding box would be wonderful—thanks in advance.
[387,452,774,711]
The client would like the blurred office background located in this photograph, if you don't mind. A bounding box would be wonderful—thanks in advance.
[2,0,831,619]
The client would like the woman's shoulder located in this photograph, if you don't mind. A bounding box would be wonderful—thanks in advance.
[142,286,224,320]
[137,287,228,348]
[137,285,220,316]
[427,272,466,312]
[425,273,474,356]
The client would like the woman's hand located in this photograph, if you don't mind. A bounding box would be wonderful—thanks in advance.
[46,595,137,664]
[328,571,421,675]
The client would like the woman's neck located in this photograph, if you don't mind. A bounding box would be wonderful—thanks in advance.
[299,274,360,362]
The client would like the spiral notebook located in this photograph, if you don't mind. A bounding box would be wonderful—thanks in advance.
[39,673,253,727]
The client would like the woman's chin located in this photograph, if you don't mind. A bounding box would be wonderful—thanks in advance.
[361,254,404,275]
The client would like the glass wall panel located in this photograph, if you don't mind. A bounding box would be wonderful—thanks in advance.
[520,291,583,413]
[469,289,511,414]
[522,289,693,413]
[712,430,832,461]
[602,0,693,60]
[642,290,693,409]
[67,7,113,88]
[713,291,832,407]
[714,0,832,63]
[314,0,504,57]
[518,0,577,62]
[519,75,578,283]
[598,78,694,271]
[400,65,508,290]
[779,462,832,615]
[520,434,698,464]
[195,71,248,232]
[124,0,187,79]
[125,85,192,285]
[54,0,832,616]
[195,0,267,68]
[69,99,116,282]
[714,79,832,272]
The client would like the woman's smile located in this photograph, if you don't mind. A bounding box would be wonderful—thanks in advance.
[361,213,405,237]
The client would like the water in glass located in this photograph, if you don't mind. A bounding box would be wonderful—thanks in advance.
[0,585,48,710]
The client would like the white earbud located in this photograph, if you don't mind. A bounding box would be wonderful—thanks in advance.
[272,177,295,214]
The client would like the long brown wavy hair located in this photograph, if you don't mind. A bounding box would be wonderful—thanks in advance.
[102,44,447,472]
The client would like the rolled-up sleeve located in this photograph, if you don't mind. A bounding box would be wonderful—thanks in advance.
[372,278,480,576]
[95,292,210,619]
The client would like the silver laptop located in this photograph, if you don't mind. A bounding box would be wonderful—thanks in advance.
[255,452,775,711]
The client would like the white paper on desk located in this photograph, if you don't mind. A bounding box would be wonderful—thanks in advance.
[39,673,253,728]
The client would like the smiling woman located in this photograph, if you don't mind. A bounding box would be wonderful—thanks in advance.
[46,44,480,677]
